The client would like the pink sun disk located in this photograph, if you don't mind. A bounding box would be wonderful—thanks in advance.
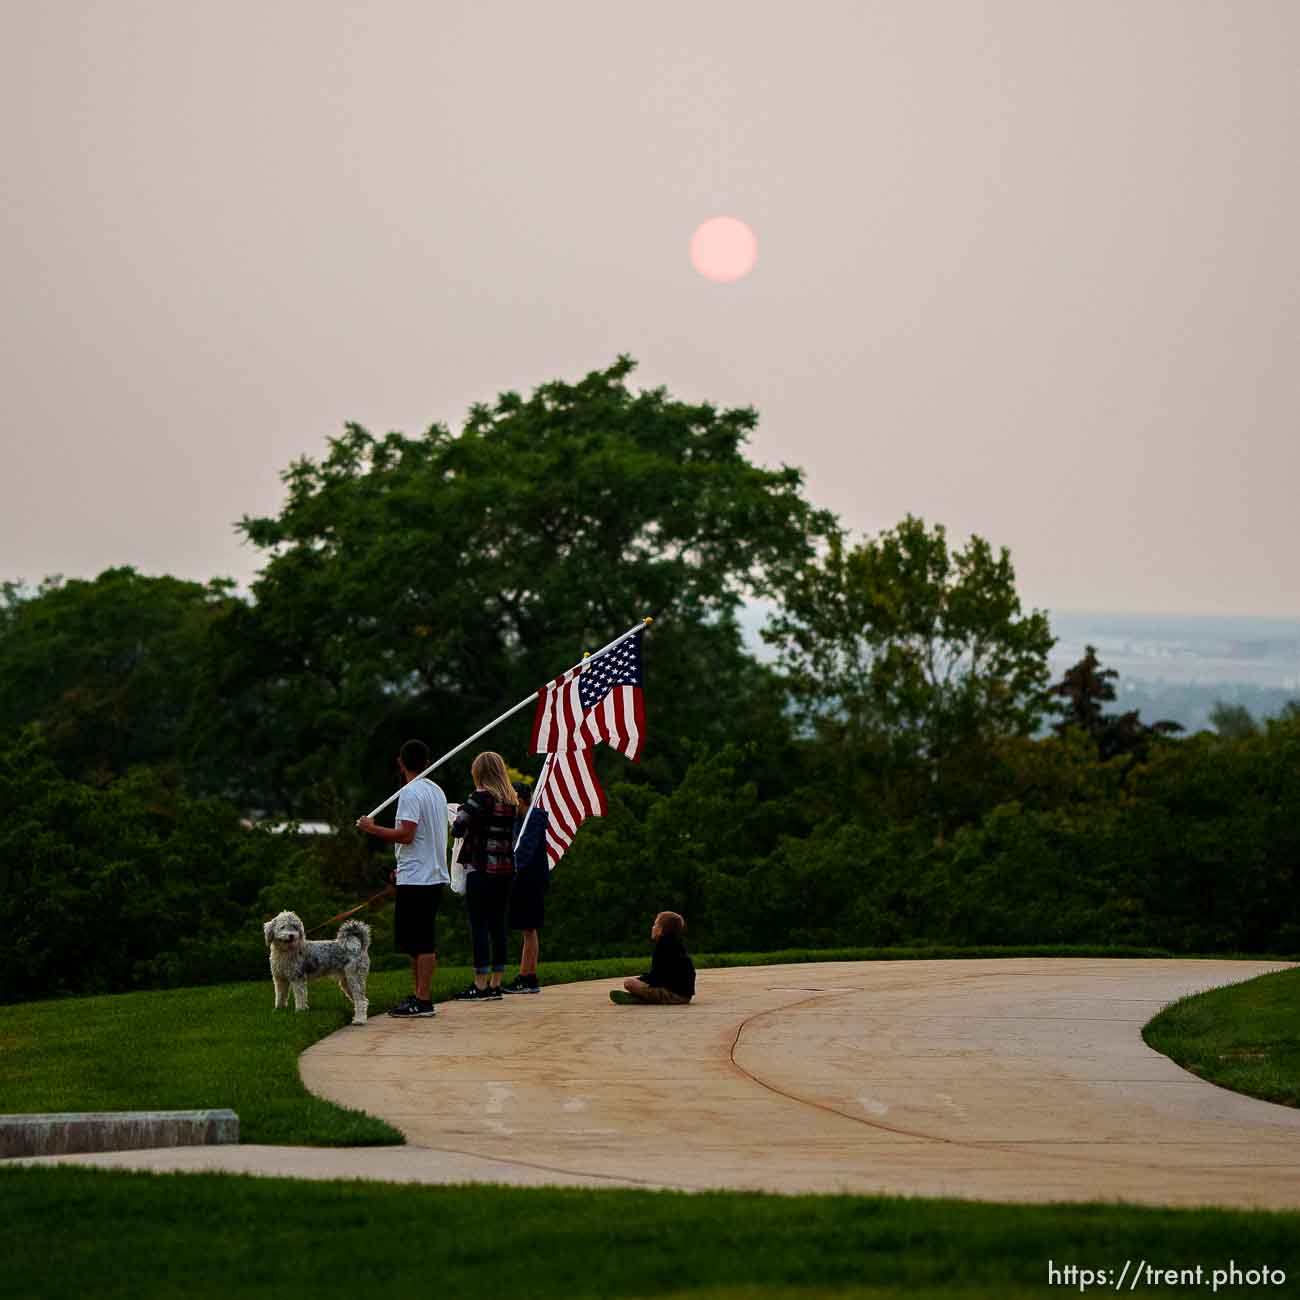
[690,216,758,283]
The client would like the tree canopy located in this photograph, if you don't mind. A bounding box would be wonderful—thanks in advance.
[203,357,834,812]
[0,569,233,785]
[764,515,1054,759]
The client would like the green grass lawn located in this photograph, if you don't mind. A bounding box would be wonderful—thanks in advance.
[3,1165,1299,1300]
[1143,964,1300,1109]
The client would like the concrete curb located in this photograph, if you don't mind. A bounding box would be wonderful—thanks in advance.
[1,1110,239,1158]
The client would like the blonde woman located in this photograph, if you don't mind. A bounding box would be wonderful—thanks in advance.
[451,752,519,1000]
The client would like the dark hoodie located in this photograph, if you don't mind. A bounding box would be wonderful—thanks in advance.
[640,933,695,1000]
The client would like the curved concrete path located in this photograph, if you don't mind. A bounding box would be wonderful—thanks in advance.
[21,959,1300,1208]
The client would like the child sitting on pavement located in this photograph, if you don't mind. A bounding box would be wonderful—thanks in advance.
[610,911,695,1005]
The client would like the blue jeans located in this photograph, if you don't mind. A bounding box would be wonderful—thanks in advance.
[466,871,512,974]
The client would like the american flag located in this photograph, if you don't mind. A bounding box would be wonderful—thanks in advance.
[530,749,607,868]
[530,629,645,761]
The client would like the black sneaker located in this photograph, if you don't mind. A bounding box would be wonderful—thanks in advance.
[484,984,504,999]
[389,997,437,1018]
[452,985,497,1002]
[501,978,540,995]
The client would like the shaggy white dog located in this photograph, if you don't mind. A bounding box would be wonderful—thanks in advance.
[263,910,371,1025]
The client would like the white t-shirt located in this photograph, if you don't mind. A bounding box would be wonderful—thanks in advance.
[394,778,450,886]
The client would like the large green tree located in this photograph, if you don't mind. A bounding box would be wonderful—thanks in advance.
[760,516,1055,829]
[203,358,831,814]
[765,516,1054,756]
[0,568,234,785]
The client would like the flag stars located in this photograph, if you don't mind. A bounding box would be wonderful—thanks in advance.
[578,637,642,710]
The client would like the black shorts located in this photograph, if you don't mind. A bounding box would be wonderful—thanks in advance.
[394,884,444,956]
[508,865,548,932]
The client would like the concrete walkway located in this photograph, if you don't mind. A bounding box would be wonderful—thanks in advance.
[20,959,1300,1208]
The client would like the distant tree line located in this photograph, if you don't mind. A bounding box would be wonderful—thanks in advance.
[2,358,1297,1001]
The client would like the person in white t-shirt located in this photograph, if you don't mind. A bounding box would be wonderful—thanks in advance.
[356,738,449,1018]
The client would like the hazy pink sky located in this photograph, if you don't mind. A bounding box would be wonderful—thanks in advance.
[2,1,1296,616]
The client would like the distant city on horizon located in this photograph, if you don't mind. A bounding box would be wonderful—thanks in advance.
[1046,609,1299,734]
[738,605,1300,736]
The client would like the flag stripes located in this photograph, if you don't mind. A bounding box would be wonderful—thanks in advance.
[530,666,584,752]
[533,749,606,868]
[591,684,644,762]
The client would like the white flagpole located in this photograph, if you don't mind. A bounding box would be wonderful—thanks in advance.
[362,616,651,820]
[512,751,553,854]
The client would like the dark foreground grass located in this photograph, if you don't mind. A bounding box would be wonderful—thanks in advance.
[1143,964,1300,1109]
[4,1165,1300,1300]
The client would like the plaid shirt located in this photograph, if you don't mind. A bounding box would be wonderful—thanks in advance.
[452,790,517,875]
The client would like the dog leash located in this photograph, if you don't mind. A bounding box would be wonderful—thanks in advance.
[307,885,395,937]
